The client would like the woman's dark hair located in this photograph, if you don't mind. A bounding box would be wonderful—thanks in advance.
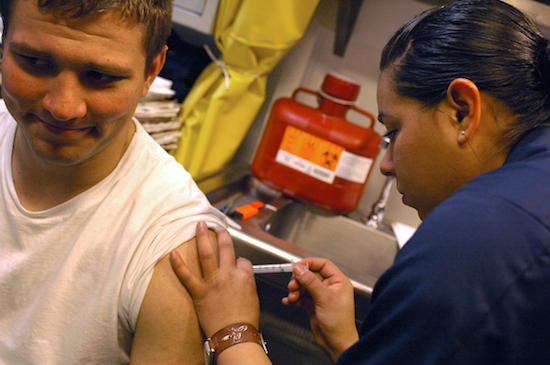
[381,0,550,144]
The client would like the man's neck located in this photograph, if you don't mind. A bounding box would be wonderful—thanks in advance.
[11,124,135,212]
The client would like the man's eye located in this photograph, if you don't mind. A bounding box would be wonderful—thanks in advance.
[86,71,121,85]
[380,130,397,149]
[22,55,51,69]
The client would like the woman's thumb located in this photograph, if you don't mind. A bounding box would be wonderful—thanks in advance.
[294,265,328,302]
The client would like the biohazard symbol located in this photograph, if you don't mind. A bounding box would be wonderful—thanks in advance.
[323,150,339,169]
[279,126,344,171]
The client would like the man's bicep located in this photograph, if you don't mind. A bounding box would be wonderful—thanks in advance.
[129,229,218,364]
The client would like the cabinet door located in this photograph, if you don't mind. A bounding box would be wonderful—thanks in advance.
[172,0,220,34]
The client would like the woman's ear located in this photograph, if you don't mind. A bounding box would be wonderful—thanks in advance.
[446,78,481,144]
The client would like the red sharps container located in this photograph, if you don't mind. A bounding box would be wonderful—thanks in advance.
[252,72,382,214]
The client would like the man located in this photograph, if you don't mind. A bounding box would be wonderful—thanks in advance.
[0,0,225,363]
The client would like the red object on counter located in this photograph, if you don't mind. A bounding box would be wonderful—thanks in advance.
[252,72,382,214]
[231,201,265,220]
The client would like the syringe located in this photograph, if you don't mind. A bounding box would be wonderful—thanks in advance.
[252,262,307,274]
[253,262,294,274]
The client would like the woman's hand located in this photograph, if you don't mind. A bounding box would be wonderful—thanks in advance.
[283,258,359,362]
[170,222,260,338]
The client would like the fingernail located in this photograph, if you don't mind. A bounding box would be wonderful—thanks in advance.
[170,251,180,262]
[294,264,307,277]
[197,221,206,229]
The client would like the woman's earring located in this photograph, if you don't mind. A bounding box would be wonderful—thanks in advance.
[461,130,465,135]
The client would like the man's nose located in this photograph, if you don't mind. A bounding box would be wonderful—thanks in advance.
[42,73,87,121]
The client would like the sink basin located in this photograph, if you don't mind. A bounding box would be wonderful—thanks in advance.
[201,166,399,295]
[262,200,399,290]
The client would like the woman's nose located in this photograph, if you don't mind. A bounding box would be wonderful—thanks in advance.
[379,149,394,177]
[42,73,87,121]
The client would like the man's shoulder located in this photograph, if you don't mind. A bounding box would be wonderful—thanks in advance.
[115,121,191,189]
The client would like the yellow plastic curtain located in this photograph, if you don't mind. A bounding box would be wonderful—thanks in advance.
[172,0,320,181]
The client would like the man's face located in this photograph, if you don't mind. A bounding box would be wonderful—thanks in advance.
[1,0,159,167]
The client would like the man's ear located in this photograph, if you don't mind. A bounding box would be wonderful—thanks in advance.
[142,45,168,98]
[446,78,481,144]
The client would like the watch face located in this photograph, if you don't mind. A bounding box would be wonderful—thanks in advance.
[204,341,214,365]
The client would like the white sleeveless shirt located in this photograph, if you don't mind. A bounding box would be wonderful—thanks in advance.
[0,101,225,364]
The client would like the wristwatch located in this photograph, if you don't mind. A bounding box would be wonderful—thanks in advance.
[204,323,268,365]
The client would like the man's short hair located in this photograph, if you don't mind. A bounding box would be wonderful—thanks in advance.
[0,0,172,71]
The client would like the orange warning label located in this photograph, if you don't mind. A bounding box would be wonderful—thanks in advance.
[279,126,344,171]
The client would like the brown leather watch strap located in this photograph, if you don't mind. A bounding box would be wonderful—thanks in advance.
[206,323,267,361]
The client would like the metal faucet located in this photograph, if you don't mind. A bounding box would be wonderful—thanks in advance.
[365,176,395,229]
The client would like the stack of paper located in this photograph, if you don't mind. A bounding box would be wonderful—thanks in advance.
[135,77,182,151]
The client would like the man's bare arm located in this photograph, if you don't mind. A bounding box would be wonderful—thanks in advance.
[129,230,218,364]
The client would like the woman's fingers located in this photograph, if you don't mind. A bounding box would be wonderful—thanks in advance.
[292,265,329,302]
[170,250,201,294]
[217,228,236,270]
[195,221,220,278]
[172,222,240,288]
[236,256,253,273]
[170,222,262,336]
[282,290,301,304]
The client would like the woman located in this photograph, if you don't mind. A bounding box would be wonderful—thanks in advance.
[170,0,550,363]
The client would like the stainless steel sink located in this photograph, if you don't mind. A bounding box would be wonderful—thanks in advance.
[201,164,399,301]
[261,200,399,291]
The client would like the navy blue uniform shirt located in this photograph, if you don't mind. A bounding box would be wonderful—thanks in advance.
[337,127,550,364]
